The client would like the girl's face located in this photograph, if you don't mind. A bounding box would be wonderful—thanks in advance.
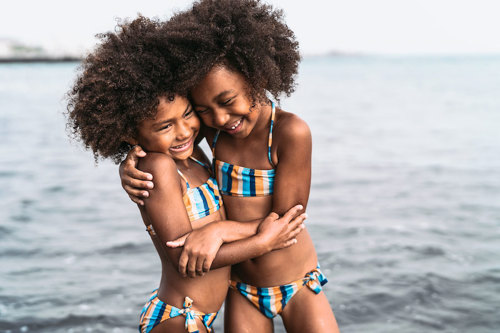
[132,96,199,160]
[190,66,260,139]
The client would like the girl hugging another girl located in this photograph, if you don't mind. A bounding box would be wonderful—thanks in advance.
[66,15,307,333]
[121,1,340,332]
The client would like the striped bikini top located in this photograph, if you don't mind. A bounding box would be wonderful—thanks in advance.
[211,102,276,197]
[145,156,222,236]
[177,156,222,221]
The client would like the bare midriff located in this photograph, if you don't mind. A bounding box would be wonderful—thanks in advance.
[223,195,318,287]
[142,209,230,314]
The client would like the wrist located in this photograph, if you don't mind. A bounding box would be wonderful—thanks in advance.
[254,233,273,254]
[212,221,226,243]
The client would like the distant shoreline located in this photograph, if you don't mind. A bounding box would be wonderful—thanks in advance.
[0,57,82,64]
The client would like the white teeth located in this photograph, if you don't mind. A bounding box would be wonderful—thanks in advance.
[229,119,241,130]
[172,140,191,149]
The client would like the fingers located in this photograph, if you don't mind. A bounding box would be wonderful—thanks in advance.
[267,212,279,220]
[166,234,188,248]
[128,194,144,206]
[289,213,307,230]
[128,145,147,161]
[120,146,153,202]
[178,250,189,278]
[123,147,153,181]
[184,254,213,277]
[280,204,304,223]
[282,238,298,248]
[122,147,151,179]
[187,254,198,278]
[179,248,203,278]
[289,223,305,239]
[203,255,214,273]
[124,175,154,190]
[166,240,184,248]
[124,171,154,190]
[195,257,205,277]
[124,184,150,198]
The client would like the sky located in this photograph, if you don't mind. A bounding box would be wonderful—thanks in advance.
[1,0,499,56]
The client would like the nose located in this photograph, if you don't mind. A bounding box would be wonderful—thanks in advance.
[177,120,192,140]
[213,108,230,127]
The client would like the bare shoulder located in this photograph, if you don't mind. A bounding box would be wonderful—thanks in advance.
[138,152,178,180]
[274,109,312,144]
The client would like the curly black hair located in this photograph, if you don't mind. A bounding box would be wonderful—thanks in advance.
[66,16,183,164]
[159,0,301,103]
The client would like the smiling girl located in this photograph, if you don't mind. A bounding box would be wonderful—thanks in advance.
[120,1,340,332]
[66,16,305,333]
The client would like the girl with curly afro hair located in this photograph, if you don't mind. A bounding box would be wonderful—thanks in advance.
[66,15,307,333]
[121,1,340,332]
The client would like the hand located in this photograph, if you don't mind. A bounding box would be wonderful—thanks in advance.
[165,233,190,248]
[173,223,224,278]
[119,145,154,205]
[257,205,307,251]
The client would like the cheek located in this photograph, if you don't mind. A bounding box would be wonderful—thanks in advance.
[191,116,201,130]
[192,116,201,129]
[198,113,214,126]
[234,99,253,115]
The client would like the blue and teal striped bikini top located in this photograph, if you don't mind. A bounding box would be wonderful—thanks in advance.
[177,156,222,221]
[211,102,276,197]
[145,156,222,236]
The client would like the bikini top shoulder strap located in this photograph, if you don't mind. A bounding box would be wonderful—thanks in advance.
[267,101,276,168]
[177,169,190,189]
[211,130,221,158]
[189,156,210,170]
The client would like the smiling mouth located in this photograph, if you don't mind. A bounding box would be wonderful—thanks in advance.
[169,137,193,152]
[224,118,243,132]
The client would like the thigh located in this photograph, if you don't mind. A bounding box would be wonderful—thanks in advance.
[280,288,339,333]
[224,287,274,333]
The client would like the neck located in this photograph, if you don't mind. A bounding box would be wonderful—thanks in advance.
[175,157,190,169]
[249,101,273,138]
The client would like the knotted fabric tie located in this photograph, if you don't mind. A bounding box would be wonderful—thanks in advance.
[229,264,328,319]
[139,290,218,333]
[303,267,326,293]
[169,296,202,333]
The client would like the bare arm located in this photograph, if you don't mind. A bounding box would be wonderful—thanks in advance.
[165,218,262,248]
[139,152,305,278]
[177,207,306,277]
[119,146,154,206]
[271,113,312,215]
[138,153,195,267]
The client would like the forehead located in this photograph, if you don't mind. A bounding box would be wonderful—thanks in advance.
[191,66,248,101]
[143,96,189,124]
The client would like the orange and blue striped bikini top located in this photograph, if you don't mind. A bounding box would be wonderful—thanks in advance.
[211,102,276,197]
[177,156,222,221]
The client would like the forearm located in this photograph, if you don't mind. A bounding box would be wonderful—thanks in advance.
[210,234,269,269]
[216,219,261,243]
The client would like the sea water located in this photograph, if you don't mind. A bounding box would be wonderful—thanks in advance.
[1,56,499,332]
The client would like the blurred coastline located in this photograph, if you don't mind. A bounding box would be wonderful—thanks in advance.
[0,38,364,63]
[0,39,82,63]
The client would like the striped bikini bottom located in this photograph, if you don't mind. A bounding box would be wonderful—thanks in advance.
[139,289,218,333]
[230,264,328,318]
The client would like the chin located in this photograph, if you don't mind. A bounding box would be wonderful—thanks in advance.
[172,150,193,161]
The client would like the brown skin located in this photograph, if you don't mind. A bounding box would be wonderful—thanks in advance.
[121,68,339,332]
[130,96,307,333]
[192,67,339,332]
